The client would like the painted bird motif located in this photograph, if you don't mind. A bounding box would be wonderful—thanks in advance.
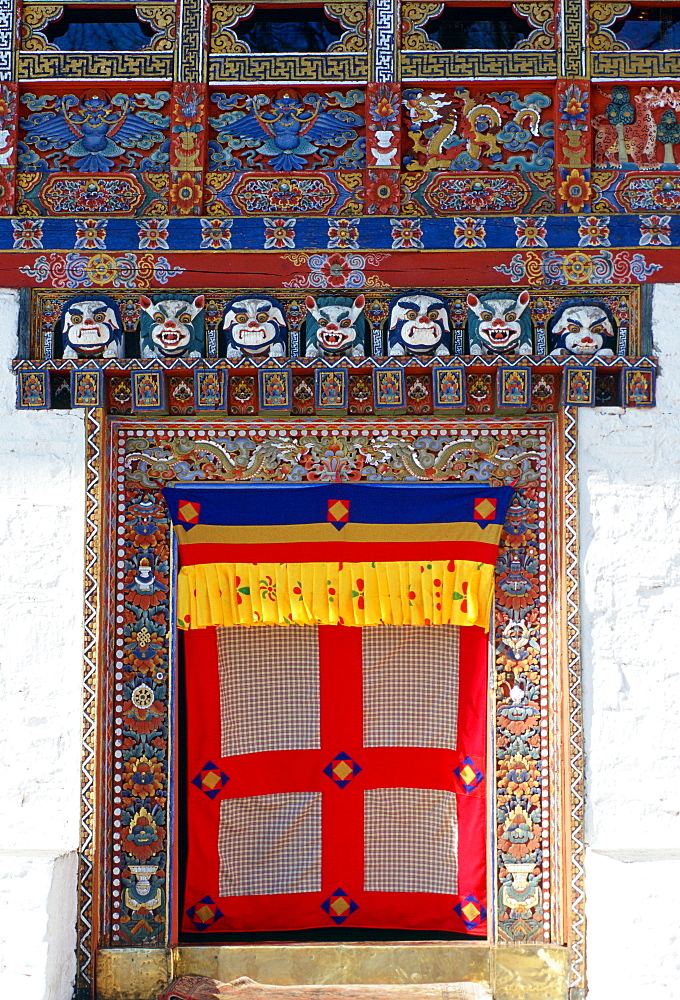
[217,90,363,171]
[20,92,166,172]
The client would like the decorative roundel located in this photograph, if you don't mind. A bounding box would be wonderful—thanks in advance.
[131,683,154,710]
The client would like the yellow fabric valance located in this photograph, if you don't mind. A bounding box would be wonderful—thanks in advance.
[176,559,495,631]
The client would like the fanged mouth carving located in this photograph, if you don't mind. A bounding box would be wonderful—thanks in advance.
[408,322,436,337]
[238,328,269,344]
[321,331,347,347]
[486,327,513,344]
[160,330,184,346]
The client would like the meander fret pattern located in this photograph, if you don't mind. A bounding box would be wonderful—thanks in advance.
[401,50,559,79]
[563,0,586,77]
[17,51,175,78]
[0,0,12,79]
[178,0,205,82]
[209,52,370,82]
[592,51,680,77]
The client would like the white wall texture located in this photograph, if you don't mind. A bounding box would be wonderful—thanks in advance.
[1,285,679,999]
[579,283,680,999]
[0,289,84,1000]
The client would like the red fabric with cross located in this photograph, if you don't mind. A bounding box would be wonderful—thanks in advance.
[182,622,489,937]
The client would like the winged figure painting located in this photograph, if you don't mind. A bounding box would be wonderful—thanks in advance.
[210,89,364,170]
[19,92,168,171]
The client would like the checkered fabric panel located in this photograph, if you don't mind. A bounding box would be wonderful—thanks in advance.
[216,626,320,757]
[364,788,458,895]
[362,625,460,749]
[218,792,322,896]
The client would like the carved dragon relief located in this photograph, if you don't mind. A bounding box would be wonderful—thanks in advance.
[123,430,542,488]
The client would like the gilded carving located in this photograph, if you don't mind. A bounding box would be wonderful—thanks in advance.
[401,2,444,50]
[211,4,255,54]
[402,1,555,52]
[210,2,366,54]
[326,3,365,30]
[513,1,556,51]
[588,2,630,51]
[326,4,367,52]
[136,5,177,52]
[563,0,586,76]
[513,1,554,30]
[18,51,175,78]
[20,2,176,53]
[593,51,680,77]
[178,0,206,83]
[20,5,63,51]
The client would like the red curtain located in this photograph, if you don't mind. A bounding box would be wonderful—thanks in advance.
[182,622,489,937]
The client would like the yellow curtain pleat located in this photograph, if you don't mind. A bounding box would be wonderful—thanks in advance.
[176,559,495,632]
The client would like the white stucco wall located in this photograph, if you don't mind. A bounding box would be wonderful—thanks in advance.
[1,284,679,999]
[0,290,84,1000]
[579,284,680,999]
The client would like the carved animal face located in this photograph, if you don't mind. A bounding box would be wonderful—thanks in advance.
[61,297,122,356]
[140,295,205,357]
[305,294,365,355]
[467,291,532,355]
[222,296,286,356]
[388,293,450,354]
[548,302,617,356]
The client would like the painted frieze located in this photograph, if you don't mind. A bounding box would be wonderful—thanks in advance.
[208,88,365,171]
[402,86,554,174]
[18,90,171,173]
[25,284,640,367]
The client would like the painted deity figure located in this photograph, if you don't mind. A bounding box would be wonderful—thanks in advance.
[60,296,124,358]
[221,295,287,358]
[548,300,617,357]
[388,293,451,356]
[304,294,366,357]
[139,295,205,358]
[466,290,533,355]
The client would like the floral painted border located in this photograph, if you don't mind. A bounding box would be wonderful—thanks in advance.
[77,413,582,994]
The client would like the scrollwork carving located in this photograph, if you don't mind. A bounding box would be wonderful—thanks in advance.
[21,2,177,53]
[588,2,630,51]
[513,1,556,50]
[513,2,554,30]
[211,3,255,54]
[325,3,367,51]
[136,5,177,52]
[402,2,444,50]
[325,3,365,29]
[20,4,63,51]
